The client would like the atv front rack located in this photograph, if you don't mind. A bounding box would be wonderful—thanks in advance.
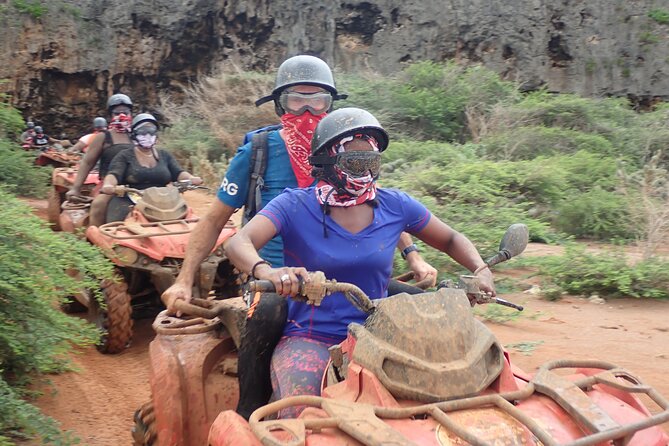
[99,217,201,239]
[249,360,669,446]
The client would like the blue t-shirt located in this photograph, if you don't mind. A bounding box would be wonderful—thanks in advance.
[259,187,432,343]
[216,130,305,267]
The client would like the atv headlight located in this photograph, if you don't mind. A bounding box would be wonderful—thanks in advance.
[113,246,139,265]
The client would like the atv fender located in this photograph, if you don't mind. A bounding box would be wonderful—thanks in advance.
[149,316,239,446]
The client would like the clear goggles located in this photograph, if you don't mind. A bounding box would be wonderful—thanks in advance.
[111,108,131,116]
[134,123,158,136]
[279,91,332,115]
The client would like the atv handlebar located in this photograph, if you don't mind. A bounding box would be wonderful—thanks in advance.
[446,275,524,311]
[246,272,376,314]
[107,181,209,196]
[172,180,210,193]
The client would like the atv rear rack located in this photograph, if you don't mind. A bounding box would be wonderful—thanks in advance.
[99,217,201,239]
[249,360,669,446]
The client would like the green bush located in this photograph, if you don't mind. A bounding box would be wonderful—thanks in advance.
[528,244,669,299]
[0,189,113,444]
[478,126,616,160]
[0,140,49,197]
[501,91,634,135]
[10,0,47,19]
[553,187,634,239]
[381,151,554,272]
[649,9,669,24]
[0,94,24,140]
[161,116,223,164]
[339,61,518,142]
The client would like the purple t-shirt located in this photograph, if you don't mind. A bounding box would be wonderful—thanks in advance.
[258,187,431,343]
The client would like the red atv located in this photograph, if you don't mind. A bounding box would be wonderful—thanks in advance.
[133,225,669,446]
[48,165,100,232]
[35,146,81,168]
[82,182,240,354]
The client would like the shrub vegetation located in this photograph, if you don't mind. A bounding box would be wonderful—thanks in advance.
[0,99,113,444]
[161,60,669,294]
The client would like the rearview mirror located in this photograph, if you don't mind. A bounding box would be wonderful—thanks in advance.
[484,224,529,268]
[499,223,529,259]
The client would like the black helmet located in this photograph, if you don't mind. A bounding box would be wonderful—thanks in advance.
[93,117,107,129]
[255,55,347,114]
[26,121,35,129]
[107,94,133,112]
[131,113,158,131]
[34,126,44,134]
[309,108,389,165]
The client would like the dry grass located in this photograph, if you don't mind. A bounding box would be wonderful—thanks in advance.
[159,63,277,156]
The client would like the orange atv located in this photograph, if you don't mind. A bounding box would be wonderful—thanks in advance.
[35,146,80,168]
[48,164,101,232]
[83,182,239,354]
[133,224,669,446]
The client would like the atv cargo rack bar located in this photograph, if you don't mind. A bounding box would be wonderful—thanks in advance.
[249,359,669,446]
[99,217,201,240]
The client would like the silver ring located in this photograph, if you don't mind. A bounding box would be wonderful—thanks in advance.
[280,274,290,282]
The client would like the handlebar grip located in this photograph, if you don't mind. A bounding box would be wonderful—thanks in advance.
[495,298,524,311]
[246,280,276,293]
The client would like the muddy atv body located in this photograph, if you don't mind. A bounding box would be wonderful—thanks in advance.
[209,287,669,446]
[49,166,100,232]
[83,185,239,354]
[136,283,669,446]
[137,224,669,446]
[35,147,81,168]
[133,297,246,446]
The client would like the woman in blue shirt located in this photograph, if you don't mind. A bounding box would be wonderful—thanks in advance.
[225,108,495,417]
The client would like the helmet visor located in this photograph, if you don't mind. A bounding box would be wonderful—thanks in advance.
[336,151,381,178]
[279,91,332,115]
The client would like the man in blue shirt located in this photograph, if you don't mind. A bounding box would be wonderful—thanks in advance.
[162,55,437,419]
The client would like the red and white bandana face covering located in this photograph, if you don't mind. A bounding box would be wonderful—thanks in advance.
[315,134,380,207]
[280,111,325,188]
[109,113,132,133]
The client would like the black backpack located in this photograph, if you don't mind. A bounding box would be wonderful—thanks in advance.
[242,124,282,224]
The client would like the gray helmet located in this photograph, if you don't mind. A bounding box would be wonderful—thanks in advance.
[93,117,107,129]
[309,108,389,165]
[26,121,35,129]
[34,126,44,134]
[255,55,348,114]
[131,113,158,131]
[107,93,133,112]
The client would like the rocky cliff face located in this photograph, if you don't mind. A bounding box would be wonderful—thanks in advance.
[1,0,667,134]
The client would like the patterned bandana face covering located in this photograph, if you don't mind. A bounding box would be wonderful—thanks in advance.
[109,113,132,132]
[280,111,326,187]
[315,134,381,207]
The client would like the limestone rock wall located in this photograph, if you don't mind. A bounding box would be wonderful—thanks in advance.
[1,0,667,134]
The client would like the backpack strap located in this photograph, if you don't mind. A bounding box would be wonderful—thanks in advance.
[243,131,270,224]
[103,130,112,147]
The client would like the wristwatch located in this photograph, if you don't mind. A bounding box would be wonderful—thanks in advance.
[401,244,419,260]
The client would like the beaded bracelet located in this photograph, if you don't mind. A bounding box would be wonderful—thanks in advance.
[250,260,271,278]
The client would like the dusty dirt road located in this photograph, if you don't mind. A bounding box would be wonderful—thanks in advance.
[23,196,669,445]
